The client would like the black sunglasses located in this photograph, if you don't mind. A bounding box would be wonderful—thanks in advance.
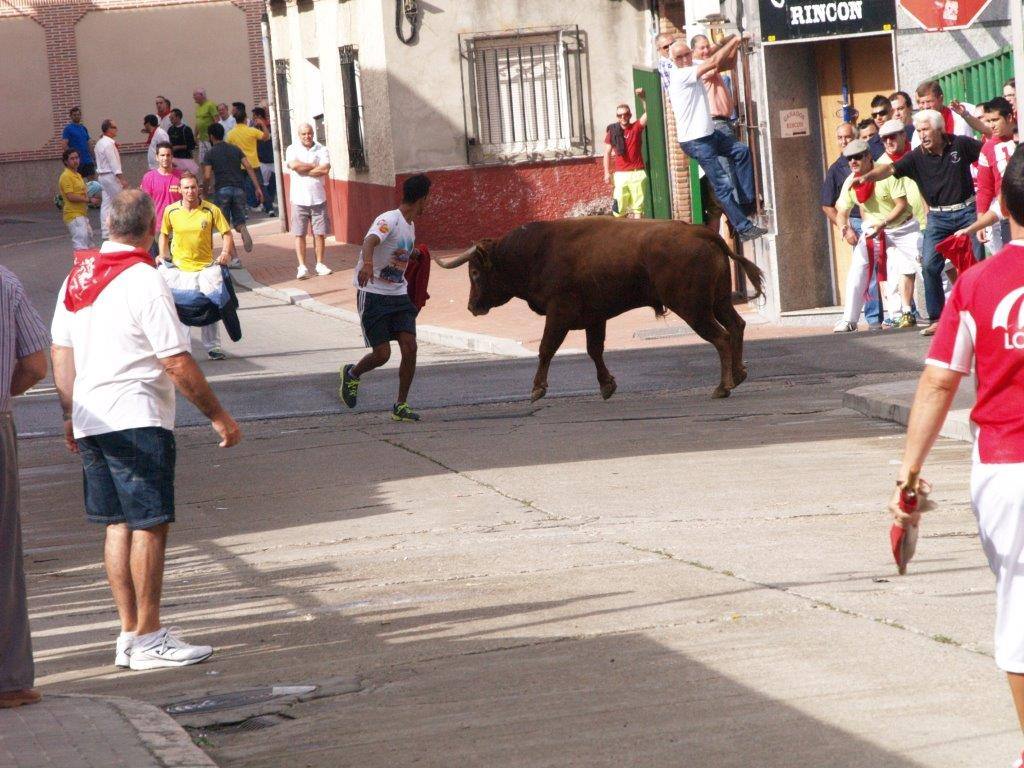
[617,112,631,118]
[871,110,890,118]
[847,152,869,161]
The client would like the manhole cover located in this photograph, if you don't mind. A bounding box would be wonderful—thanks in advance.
[164,685,317,716]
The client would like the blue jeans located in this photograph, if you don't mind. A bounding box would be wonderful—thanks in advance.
[242,173,264,209]
[922,207,977,323]
[215,186,247,228]
[680,131,756,233]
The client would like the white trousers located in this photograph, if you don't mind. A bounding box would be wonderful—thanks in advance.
[66,216,94,251]
[971,459,1024,672]
[97,174,121,239]
[179,320,221,352]
[843,220,922,324]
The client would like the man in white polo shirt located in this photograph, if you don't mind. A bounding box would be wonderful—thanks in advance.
[285,123,332,280]
[94,118,128,239]
[51,190,241,671]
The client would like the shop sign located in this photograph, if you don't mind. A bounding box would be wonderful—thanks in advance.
[779,108,810,137]
[760,0,896,43]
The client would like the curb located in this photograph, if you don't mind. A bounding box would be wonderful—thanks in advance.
[843,379,974,443]
[52,693,217,767]
[230,267,535,358]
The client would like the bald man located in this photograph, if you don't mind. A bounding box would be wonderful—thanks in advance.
[193,89,218,164]
[285,123,332,279]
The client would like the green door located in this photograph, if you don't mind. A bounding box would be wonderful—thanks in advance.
[632,66,673,219]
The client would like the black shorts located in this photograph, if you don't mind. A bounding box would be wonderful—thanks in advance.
[356,290,418,348]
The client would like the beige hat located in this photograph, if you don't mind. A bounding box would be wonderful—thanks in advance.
[842,139,870,158]
[878,119,905,138]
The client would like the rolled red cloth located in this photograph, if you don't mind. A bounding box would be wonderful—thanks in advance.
[935,233,977,276]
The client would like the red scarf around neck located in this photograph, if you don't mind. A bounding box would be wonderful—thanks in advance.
[940,106,955,135]
[886,147,909,163]
[64,248,154,312]
[854,174,875,204]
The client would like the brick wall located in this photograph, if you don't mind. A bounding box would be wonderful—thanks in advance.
[0,0,267,163]
[658,0,693,223]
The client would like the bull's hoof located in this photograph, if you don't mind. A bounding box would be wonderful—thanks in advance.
[735,367,748,386]
[712,384,731,399]
[600,378,617,400]
[531,386,548,402]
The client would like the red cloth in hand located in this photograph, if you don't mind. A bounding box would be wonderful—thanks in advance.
[64,248,155,312]
[936,233,976,276]
[405,242,432,309]
[865,231,888,286]
[853,174,875,204]
[939,106,955,135]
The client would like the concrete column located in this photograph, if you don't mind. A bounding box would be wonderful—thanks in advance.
[658,0,693,222]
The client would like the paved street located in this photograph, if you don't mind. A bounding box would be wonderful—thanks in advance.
[5,215,1017,767]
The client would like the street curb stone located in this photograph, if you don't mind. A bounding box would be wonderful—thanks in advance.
[231,267,535,358]
[843,379,975,443]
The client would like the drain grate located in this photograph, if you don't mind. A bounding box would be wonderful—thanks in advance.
[164,685,317,716]
[202,713,292,733]
[0,217,34,225]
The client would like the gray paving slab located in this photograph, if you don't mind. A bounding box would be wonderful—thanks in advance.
[0,694,214,767]
[844,377,976,443]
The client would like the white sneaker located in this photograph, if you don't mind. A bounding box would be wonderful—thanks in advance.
[833,320,857,333]
[129,627,213,670]
[114,634,134,668]
[238,225,253,253]
[296,264,309,280]
[314,262,332,277]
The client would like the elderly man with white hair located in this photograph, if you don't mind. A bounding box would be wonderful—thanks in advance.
[285,123,332,280]
[853,108,984,336]
[192,88,218,165]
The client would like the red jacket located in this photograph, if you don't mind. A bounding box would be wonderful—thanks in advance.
[405,243,431,309]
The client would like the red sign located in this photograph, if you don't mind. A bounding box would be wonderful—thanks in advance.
[899,0,994,30]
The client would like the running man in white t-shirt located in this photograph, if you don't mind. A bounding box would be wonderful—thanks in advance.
[890,145,1024,768]
[339,174,431,422]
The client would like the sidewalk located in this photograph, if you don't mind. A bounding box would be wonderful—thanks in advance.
[239,223,825,356]
[844,376,976,443]
[0,694,214,768]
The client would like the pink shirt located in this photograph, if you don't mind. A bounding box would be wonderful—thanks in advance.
[140,169,183,231]
[927,242,1024,463]
[695,60,734,119]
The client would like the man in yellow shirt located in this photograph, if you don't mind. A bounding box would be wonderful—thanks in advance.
[834,139,921,333]
[226,102,269,209]
[159,172,236,359]
[58,148,98,250]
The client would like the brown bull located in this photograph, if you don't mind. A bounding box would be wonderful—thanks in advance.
[434,217,764,400]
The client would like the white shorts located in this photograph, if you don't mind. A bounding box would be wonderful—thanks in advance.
[66,216,93,251]
[971,459,1024,672]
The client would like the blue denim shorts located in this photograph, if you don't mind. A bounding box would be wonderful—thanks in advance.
[215,186,247,227]
[78,427,176,530]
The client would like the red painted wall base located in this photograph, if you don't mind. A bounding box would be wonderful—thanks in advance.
[285,157,608,248]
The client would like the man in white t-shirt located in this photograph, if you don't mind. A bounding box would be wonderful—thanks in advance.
[339,174,431,422]
[667,37,765,242]
[285,123,333,280]
[910,79,989,149]
[50,190,241,672]
[143,114,171,170]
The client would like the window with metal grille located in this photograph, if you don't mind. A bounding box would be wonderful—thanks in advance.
[460,27,591,165]
[274,59,292,148]
[339,46,367,170]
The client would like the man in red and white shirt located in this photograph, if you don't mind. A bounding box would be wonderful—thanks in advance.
[602,91,649,218]
[891,144,1024,767]
[976,97,1018,252]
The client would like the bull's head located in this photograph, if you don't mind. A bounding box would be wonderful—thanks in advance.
[433,238,513,316]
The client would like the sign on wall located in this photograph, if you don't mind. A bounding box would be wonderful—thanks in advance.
[898,0,994,30]
[760,0,896,43]
[779,108,810,137]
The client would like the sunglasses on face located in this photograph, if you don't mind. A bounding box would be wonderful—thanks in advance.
[871,110,889,118]
[847,152,868,161]
[617,112,631,118]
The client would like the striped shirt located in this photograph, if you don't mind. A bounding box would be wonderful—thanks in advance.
[0,266,50,413]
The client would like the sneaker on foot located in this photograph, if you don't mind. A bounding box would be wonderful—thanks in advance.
[339,364,359,408]
[920,323,938,337]
[894,312,917,329]
[738,224,768,242]
[315,262,333,277]
[228,257,243,269]
[833,320,857,333]
[0,689,42,708]
[208,347,227,361]
[239,225,253,253]
[115,633,134,668]
[391,402,421,422]
[129,627,212,670]
[296,264,309,280]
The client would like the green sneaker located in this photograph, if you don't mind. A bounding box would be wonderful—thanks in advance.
[391,402,420,422]
[894,312,917,329]
[339,364,359,408]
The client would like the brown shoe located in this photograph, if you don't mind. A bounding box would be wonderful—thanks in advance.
[0,688,42,708]
[920,324,938,337]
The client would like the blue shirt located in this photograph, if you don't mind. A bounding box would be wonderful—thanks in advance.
[62,122,92,165]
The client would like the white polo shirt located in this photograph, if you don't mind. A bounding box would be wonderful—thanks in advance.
[50,241,189,438]
[285,141,330,206]
[94,135,122,175]
[668,65,715,143]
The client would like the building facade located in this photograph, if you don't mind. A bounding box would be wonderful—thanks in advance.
[0,0,268,206]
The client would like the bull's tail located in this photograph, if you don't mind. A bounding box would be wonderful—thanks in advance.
[716,235,765,300]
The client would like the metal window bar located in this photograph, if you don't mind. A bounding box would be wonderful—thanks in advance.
[339,46,367,169]
[461,27,589,164]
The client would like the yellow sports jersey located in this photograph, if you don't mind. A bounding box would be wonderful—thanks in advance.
[161,200,231,272]
[59,168,87,223]
[226,124,263,167]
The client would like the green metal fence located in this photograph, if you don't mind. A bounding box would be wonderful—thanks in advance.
[936,45,1014,105]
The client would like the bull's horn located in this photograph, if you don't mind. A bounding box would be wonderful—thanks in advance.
[433,245,476,269]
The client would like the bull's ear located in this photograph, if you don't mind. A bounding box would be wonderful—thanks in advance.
[476,238,497,269]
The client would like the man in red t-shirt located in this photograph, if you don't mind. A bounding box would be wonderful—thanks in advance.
[602,89,649,218]
[891,144,1024,766]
